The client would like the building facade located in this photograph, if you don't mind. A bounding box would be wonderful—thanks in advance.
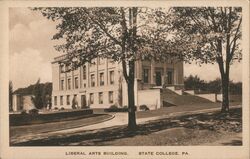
[51,55,184,110]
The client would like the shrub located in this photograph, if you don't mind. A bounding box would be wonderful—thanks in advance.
[123,105,128,109]
[139,105,150,111]
[104,104,128,112]
[72,105,77,109]
[20,110,27,115]
[109,104,118,109]
[81,105,90,109]
[29,109,39,115]
[72,97,78,109]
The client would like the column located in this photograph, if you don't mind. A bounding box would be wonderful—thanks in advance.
[80,65,82,88]
[138,60,142,80]
[96,58,99,87]
[150,60,155,85]
[106,58,109,86]
[87,63,90,88]
[72,67,74,89]
[163,62,167,85]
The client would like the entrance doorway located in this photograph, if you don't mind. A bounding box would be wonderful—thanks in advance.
[167,71,173,84]
[155,71,162,86]
[81,95,86,108]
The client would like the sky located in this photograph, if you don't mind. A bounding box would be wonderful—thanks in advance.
[9,8,242,90]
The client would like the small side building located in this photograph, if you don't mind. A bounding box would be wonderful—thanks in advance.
[12,93,35,112]
[12,82,52,112]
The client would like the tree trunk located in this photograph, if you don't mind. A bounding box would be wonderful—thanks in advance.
[216,39,230,114]
[127,79,137,130]
[221,74,230,113]
[121,60,137,130]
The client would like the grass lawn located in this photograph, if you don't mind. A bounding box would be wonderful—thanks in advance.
[12,108,242,146]
[136,102,241,119]
[10,114,113,142]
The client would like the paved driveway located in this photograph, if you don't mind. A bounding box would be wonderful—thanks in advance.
[10,105,241,145]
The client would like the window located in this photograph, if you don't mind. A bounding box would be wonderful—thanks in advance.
[83,66,86,80]
[74,94,77,103]
[60,65,64,73]
[108,58,115,64]
[100,72,104,86]
[99,92,103,104]
[67,78,71,90]
[91,74,95,87]
[60,96,63,105]
[75,77,79,89]
[65,64,70,72]
[98,57,104,65]
[81,95,86,107]
[90,93,94,104]
[90,59,96,66]
[143,68,149,83]
[110,71,114,85]
[60,80,64,90]
[84,83,86,88]
[67,95,70,105]
[54,96,57,106]
[109,91,113,103]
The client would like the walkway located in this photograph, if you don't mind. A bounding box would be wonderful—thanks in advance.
[10,105,241,145]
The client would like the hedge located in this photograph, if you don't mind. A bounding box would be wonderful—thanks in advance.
[10,109,93,126]
[104,108,128,112]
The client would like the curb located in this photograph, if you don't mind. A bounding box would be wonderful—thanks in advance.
[50,114,116,133]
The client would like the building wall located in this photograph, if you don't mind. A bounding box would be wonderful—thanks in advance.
[52,57,122,109]
[137,89,161,110]
[22,95,35,110]
[51,56,184,109]
[12,94,19,111]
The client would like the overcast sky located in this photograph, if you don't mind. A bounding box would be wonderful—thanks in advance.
[9,8,242,90]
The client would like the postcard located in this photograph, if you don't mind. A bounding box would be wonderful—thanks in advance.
[0,0,249,159]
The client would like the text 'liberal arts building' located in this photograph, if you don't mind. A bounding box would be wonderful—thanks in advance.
[51,55,184,110]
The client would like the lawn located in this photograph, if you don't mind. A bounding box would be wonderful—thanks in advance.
[136,102,241,119]
[10,114,113,144]
[12,107,242,146]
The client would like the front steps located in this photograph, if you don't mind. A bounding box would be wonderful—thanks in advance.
[161,88,214,107]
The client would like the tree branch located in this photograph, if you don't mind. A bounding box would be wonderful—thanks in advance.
[229,16,242,61]
[83,9,123,47]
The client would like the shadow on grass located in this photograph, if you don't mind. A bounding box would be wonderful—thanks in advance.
[221,140,242,146]
[12,108,242,146]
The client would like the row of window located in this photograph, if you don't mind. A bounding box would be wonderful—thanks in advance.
[143,68,173,84]
[54,91,114,106]
[89,91,113,105]
[90,71,114,87]
[60,71,114,90]
[60,58,115,74]
[60,77,79,90]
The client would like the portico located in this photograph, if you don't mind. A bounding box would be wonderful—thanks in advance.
[136,59,183,89]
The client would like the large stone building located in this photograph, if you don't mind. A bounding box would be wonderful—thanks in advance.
[51,55,184,110]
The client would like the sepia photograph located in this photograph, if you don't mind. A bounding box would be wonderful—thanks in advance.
[0,0,249,159]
